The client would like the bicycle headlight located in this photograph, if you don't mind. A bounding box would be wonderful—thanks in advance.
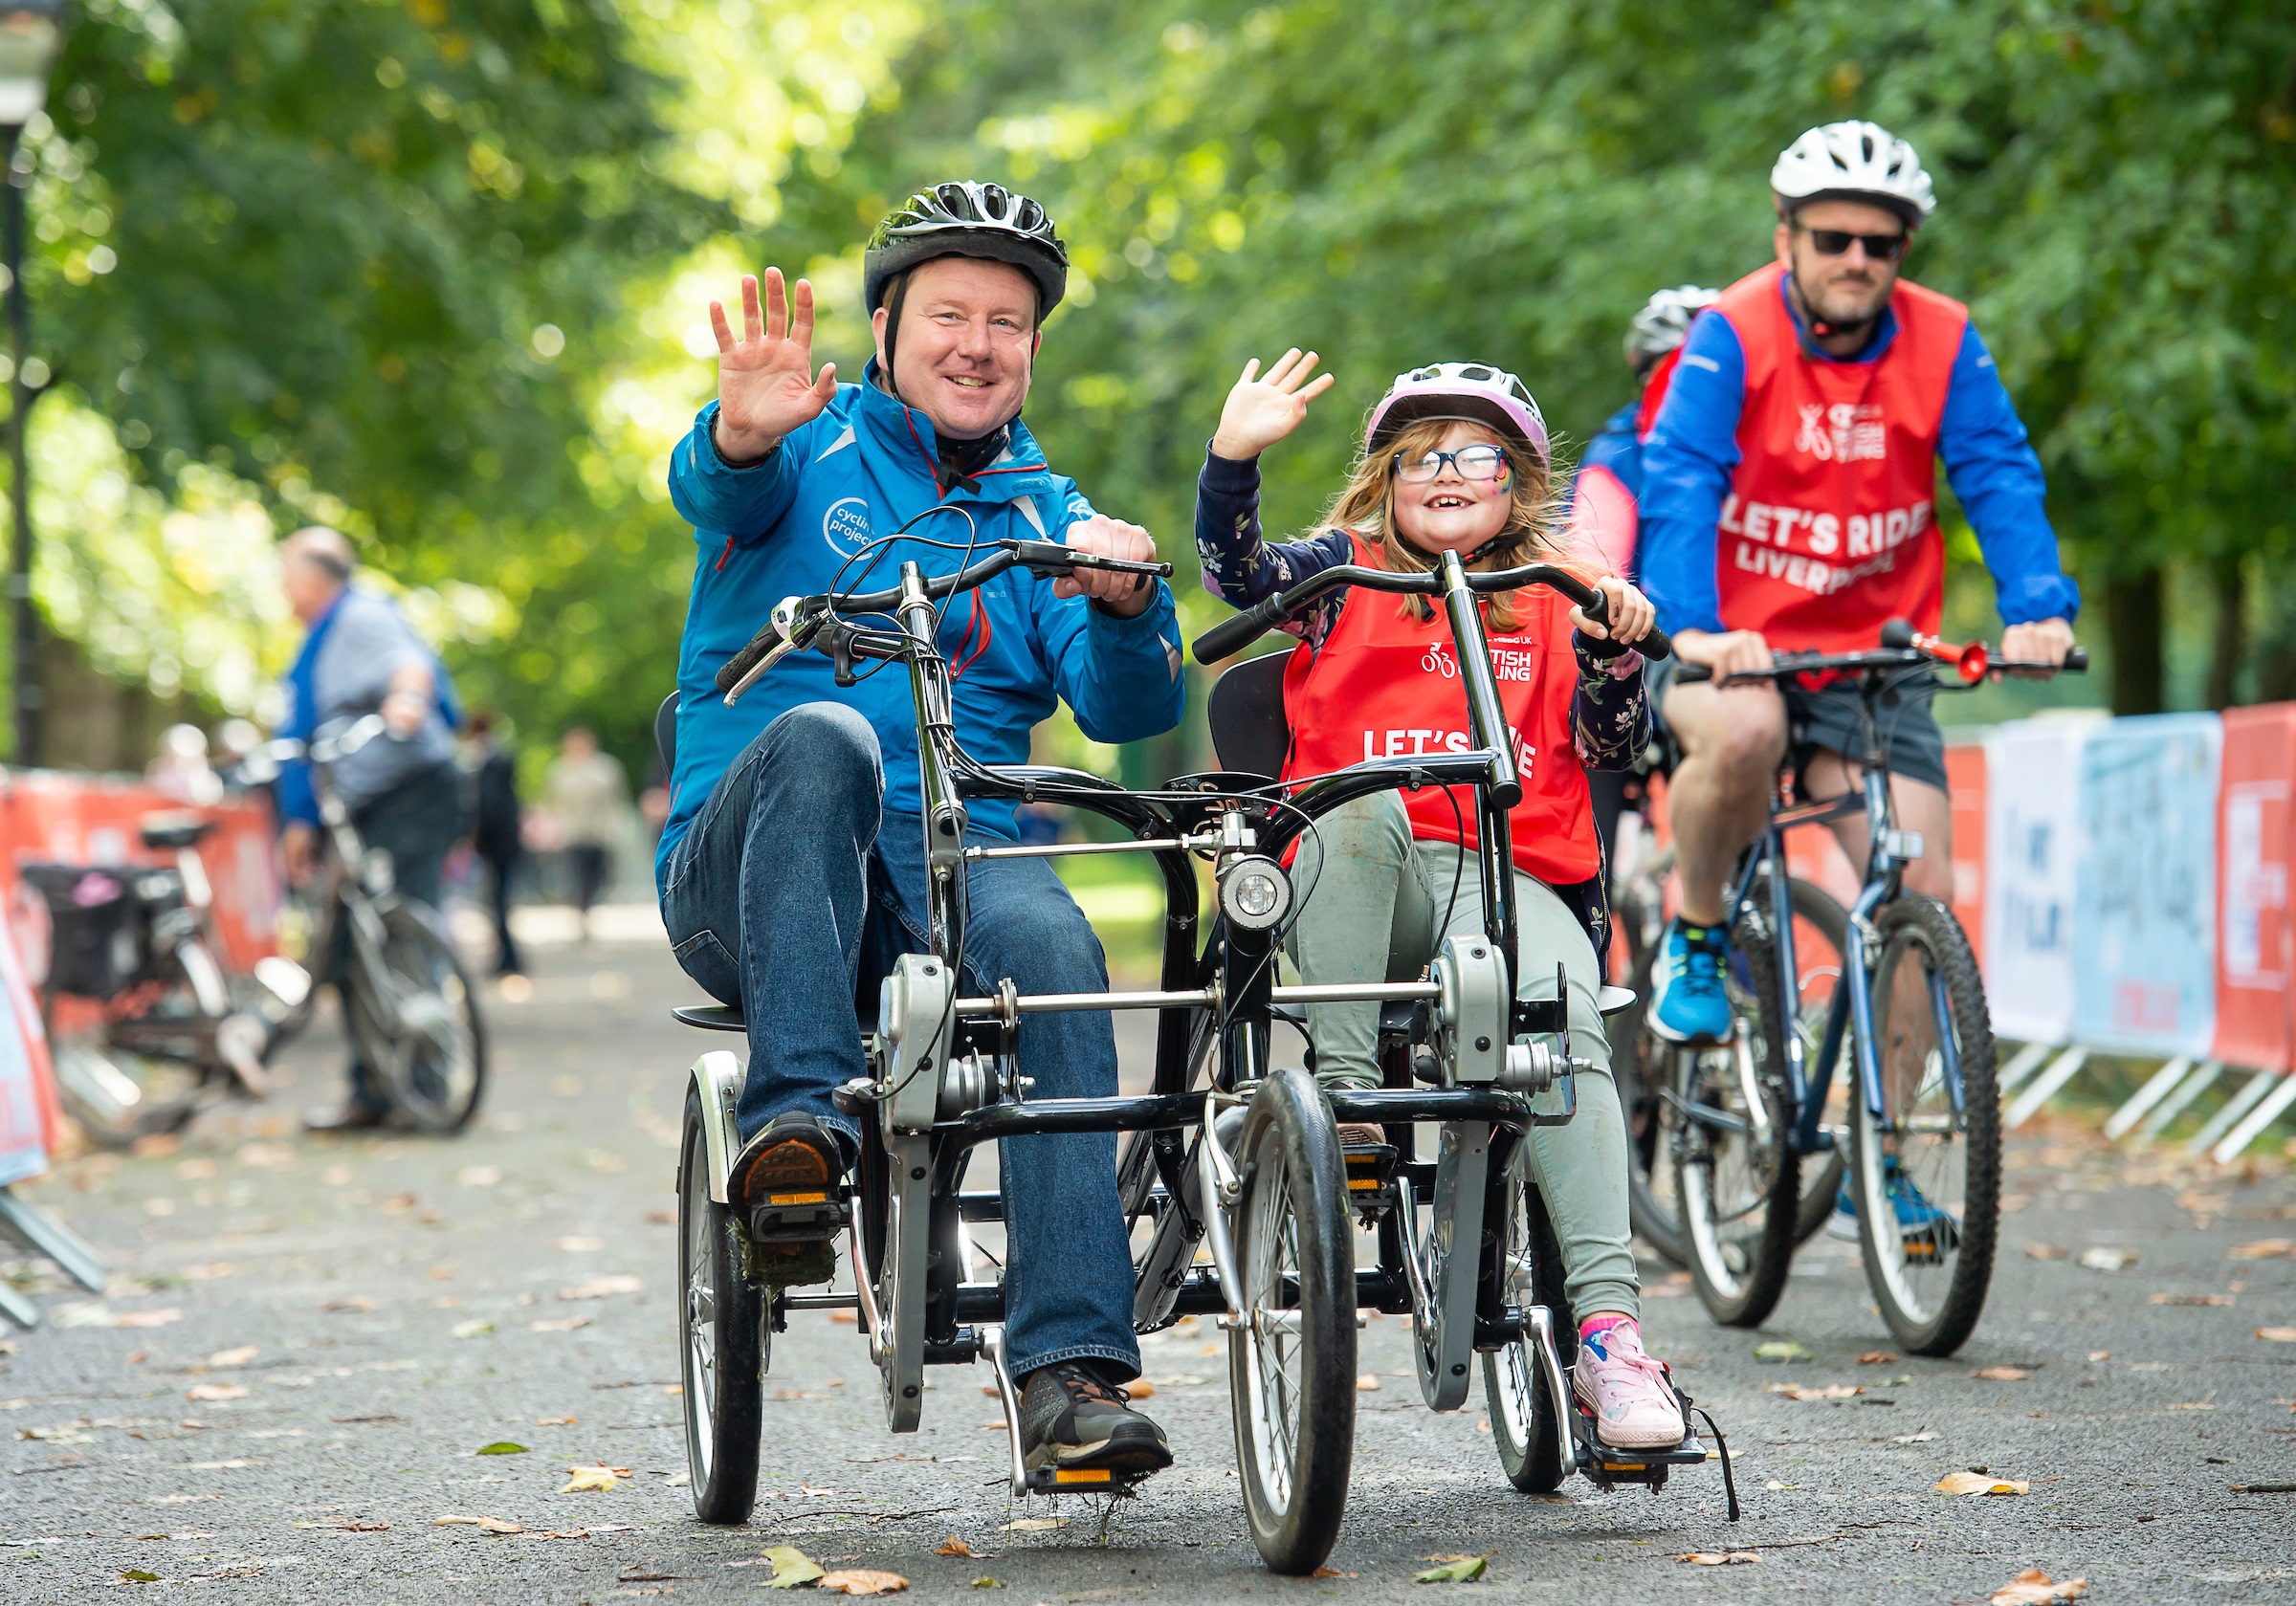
[1219,855,1292,931]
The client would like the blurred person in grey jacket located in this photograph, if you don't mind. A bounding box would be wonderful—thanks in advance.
[542,726,628,930]
[276,526,463,1132]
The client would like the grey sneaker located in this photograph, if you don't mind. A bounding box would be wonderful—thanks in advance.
[1018,1362,1173,1475]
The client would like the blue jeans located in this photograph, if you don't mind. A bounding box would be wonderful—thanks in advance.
[659,703,1142,1382]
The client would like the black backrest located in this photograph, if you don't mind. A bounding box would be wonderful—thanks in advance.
[654,692,679,776]
[1206,652,1293,780]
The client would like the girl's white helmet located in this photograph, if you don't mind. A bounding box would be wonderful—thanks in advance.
[1770,121,1935,224]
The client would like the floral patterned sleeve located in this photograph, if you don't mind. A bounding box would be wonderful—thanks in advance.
[1571,637,1650,772]
[1195,446,1356,649]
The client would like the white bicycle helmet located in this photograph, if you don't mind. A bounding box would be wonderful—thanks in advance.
[1623,285,1719,370]
[1365,362,1549,467]
[1770,121,1935,224]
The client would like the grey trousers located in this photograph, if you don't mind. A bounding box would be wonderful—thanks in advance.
[1287,792,1640,1320]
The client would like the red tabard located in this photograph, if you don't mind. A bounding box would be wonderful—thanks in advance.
[1278,535,1602,886]
[1708,262,1967,653]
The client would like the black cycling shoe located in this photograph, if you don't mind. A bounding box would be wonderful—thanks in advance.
[1019,1362,1173,1475]
[729,1114,852,1289]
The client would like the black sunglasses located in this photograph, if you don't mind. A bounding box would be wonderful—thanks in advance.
[1799,225,1909,262]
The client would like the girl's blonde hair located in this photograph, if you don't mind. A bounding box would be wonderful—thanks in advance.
[1314,416,1579,630]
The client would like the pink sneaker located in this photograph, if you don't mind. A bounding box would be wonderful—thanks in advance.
[1572,1322,1685,1449]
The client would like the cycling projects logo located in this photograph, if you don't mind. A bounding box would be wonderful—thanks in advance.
[823,496,872,558]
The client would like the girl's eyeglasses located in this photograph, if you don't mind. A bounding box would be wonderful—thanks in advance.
[1392,446,1509,484]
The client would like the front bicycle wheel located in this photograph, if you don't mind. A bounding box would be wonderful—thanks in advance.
[1673,907,1798,1328]
[1850,895,1999,1356]
[349,903,487,1133]
[1482,1146,1570,1493]
[679,1087,764,1522]
[1226,1066,1356,1576]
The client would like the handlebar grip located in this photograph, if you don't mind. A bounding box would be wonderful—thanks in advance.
[716,626,783,693]
[2064,647,2088,673]
[1192,596,1291,664]
[1672,662,1713,685]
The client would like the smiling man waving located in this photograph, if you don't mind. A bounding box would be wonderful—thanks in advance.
[659,183,1185,1481]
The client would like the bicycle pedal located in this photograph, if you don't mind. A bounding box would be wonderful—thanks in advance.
[1568,1398,1708,1484]
[1341,1143,1400,1214]
[1019,1463,1156,1496]
[745,1185,851,1245]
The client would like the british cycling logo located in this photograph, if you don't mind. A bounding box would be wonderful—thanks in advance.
[1795,402,1886,464]
[823,496,872,557]
[1422,639,1539,684]
[1421,643,1459,679]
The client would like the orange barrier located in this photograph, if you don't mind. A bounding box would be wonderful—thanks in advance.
[2216,705,2295,1073]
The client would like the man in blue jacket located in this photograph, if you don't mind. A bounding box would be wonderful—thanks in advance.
[660,183,1184,1478]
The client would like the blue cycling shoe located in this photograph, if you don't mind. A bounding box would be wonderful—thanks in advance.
[1648,917,1733,1044]
[1830,1164,1959,1260]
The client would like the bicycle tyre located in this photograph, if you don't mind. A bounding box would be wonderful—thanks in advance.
[678,1087,764,1523]
[1674,906,1799,1328]
[349,903,487,1133]
[1482,1147,1572,1493]
[1607,940,1687,1267]
[1226,1066,1357,1576]
[1849,895,1998,1357]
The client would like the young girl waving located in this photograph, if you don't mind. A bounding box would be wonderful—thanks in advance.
[1194,352,1685,1449]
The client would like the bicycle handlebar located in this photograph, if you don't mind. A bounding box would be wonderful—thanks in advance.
[715,539,1175,698]
[1672,645,2088,686]
[1188,561,1673,665]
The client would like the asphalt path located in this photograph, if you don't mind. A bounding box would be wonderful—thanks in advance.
[2,935,2292,1603]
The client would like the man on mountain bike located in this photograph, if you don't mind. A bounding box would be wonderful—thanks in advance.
[1569,285,1717,864]
[1637,121,2078,1047]
[660,182,1185,1479]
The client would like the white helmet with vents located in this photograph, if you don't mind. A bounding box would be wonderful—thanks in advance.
[1770,121,1935,224]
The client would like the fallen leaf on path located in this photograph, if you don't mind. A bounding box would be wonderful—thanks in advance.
[1414,1554,1490,1583]
[2023,1243,2067,1261]
[2150,1292,2234,1307]
[456,1166,502,1187]
[1754,1339,1813,1363]
[554,1236,605,1252]
[1677,1551,1759,1565]
[115,1308,185,1330]
[451,1320,495,1339]
[1973,1366,2032,1381]
[1312,1567,1357,1578]
[2230,1239,2293,1260]
[1357,1373,1381,1391]
[761,1546,825,1589]
[559,1275,643,1300]
[562,1464,626,1492]
[1990,1568,2087,1605]
[1857,1352,1898,1365]
[181,1263,235,1280]
[475,1441,528,1456]
[1890,1430,1938,1444]
[534,1416,578,1425]
[2257,1327,2296,1343]
[432,1514,524,1534]
[208,1346,258,1368]
[938,1539,974,1557]
[818,1570,910,1595]
[185,1384,249,1402]
[1936,1471,2028,1496]
[828,1310,859,1325]
[120,1569,163,1583]
[2077,1246,2137,1272]
[530,1317,591,1332]
[186,1459,252,1469]
[1766,1383,1862,1400]
[320,1296,379,1312]
[1001,1517,1065,1532]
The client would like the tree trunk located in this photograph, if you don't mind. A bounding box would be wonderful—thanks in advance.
[2205,556,2246,711]
[2105,567,2164,715]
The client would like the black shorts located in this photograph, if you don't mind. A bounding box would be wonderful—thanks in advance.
[1647,656,1950,796]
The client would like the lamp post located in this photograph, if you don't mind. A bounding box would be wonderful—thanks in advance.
[0,0,60,768]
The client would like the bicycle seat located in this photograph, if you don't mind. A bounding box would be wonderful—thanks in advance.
[140,813,217,850]
[1206,651,1292,780]
[673,1003,746,1033]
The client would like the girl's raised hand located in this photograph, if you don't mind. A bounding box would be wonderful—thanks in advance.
[1210,349,1336,461]
[1571,575,1657,646]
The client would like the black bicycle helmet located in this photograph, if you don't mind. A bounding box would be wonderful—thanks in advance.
[862,181,1069,319]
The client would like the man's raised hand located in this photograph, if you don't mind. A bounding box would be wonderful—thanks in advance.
[709,268,839,465]
[1211,349,1336,462]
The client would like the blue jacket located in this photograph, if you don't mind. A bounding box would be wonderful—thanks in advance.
[659,364,1186,884]
[1639,277,2079,637]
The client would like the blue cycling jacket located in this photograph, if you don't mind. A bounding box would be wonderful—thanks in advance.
[659,363,1186,886]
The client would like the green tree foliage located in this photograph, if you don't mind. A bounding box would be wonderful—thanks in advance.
[800,0,2296,715]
